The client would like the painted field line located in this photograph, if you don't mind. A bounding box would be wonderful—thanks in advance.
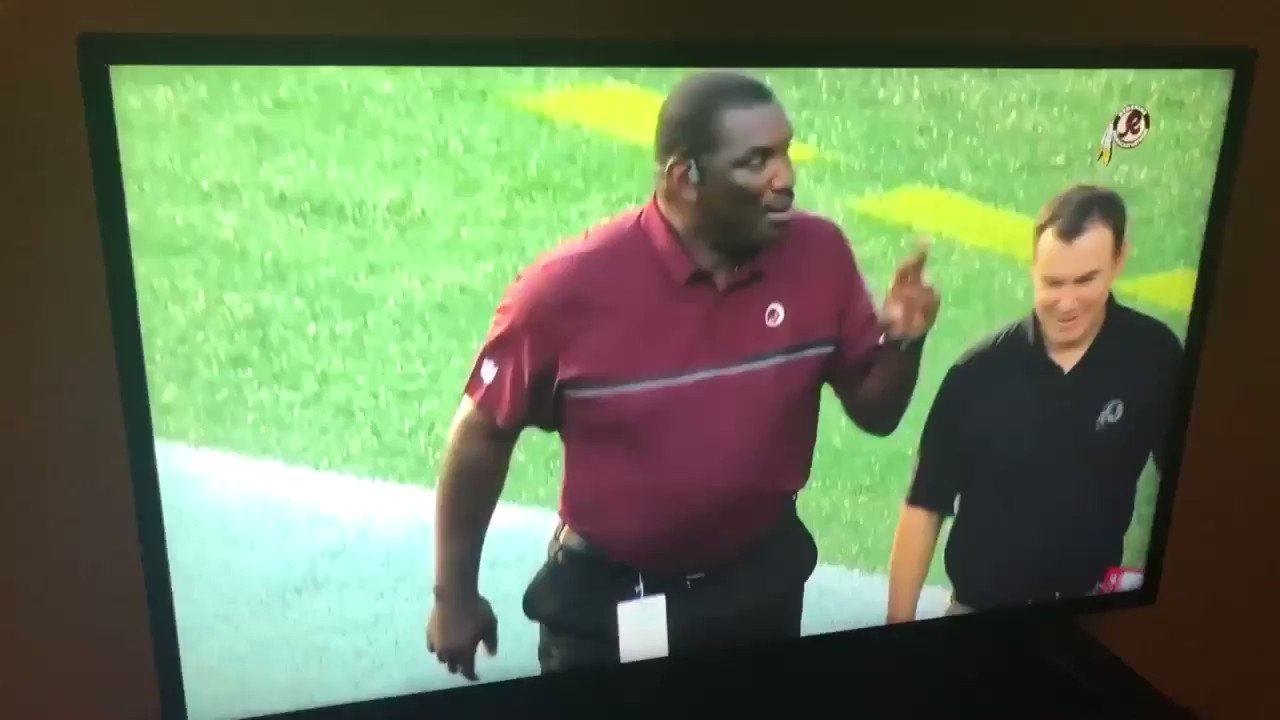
[512,80,820,162]
[851,184,1197,312]
[852,184,1035,261]
[1112,268,1198,313]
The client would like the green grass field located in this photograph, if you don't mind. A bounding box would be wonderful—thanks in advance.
[111,65,1231,584]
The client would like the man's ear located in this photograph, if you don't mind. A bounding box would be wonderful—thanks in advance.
[663,156,700,202]
[1116,238,1130,272]
[665,156,700,186]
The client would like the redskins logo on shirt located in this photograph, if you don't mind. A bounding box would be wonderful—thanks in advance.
[765,302,786,328]
[1095,398,1125,430]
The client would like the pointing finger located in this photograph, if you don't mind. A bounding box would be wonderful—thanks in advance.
[892,258,916,287]
[895,241,930,285]
[907,239,931,279]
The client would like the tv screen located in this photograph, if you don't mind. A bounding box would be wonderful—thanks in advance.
[78,36,1252,720]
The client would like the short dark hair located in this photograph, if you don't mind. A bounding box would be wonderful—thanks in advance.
[1033,184,1127,253]
[654,70,778,165]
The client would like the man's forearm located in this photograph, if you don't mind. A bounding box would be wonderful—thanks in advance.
[836,341,925,436]
[887,503,943,622]
[433,405,516,600]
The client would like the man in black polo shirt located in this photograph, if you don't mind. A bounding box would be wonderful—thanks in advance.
[885,184,1183,620]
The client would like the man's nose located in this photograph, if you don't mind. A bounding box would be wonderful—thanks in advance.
[770,156,795,192]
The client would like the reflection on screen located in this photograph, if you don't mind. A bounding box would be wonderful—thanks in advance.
[108,64,1233,719]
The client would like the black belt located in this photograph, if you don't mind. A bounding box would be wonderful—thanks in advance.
[553,498,798,596]
[554,524,711,594]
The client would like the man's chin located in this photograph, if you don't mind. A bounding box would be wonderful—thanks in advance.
[754,221,789,245]
[1046,327,1087,349]
[747,235,781,256]
[715,236,768,262]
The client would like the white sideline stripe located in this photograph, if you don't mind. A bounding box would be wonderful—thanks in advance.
[153,440,949,598]
[159,441,550,530]
[156,441,952,719]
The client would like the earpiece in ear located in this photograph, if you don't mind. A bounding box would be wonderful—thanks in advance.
[687,159,701,185]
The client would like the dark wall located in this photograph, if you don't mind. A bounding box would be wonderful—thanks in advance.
[3,2,1276,718]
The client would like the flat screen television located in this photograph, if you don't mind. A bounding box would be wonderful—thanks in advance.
[77,34,1254,720]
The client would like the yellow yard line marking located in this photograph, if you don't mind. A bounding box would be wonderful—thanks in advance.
[851,184,1035,261]
[1112,269,1199,312]
[513,80,820,161]
[851,184,1197,312]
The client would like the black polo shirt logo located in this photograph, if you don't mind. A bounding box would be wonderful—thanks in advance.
[1095,398,1125,431]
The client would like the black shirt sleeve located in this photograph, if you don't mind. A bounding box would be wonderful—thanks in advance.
[906,363,969,517]
[1150,327,1186,479]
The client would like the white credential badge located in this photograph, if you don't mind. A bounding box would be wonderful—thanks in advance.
[617,594,669,663]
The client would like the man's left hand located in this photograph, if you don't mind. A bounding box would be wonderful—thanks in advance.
[882,239,941,340]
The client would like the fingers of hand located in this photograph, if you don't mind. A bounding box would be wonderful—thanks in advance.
[893,259,917,287]
[434,633,490,680]
[915,287,941,332]
[441,647,478,678]
[881,298,904,329]
[884,238,940,336]
[888,284,940,335]
[460,654,479,682]
[894,239,931,286]
[483,623,498,657]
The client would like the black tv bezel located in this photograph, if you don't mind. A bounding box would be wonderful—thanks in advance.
[76,33,1256,720]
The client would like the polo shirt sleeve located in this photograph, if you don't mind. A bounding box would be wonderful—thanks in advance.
[824,227,884,389]
[462,265,562,433]
[1150,329,1186,479]
[905,364,968,517]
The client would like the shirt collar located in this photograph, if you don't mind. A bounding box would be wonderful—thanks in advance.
[1023,292,1120,358]
[639,194,767,288]
[640,194,700,285]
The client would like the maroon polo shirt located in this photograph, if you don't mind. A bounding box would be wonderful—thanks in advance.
[462,195,883,574]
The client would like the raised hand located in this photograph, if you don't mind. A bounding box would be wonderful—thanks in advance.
[882,238,941,341]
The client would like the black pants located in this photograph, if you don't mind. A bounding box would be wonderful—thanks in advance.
[522,508,817,674]
[536,583,805,673]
